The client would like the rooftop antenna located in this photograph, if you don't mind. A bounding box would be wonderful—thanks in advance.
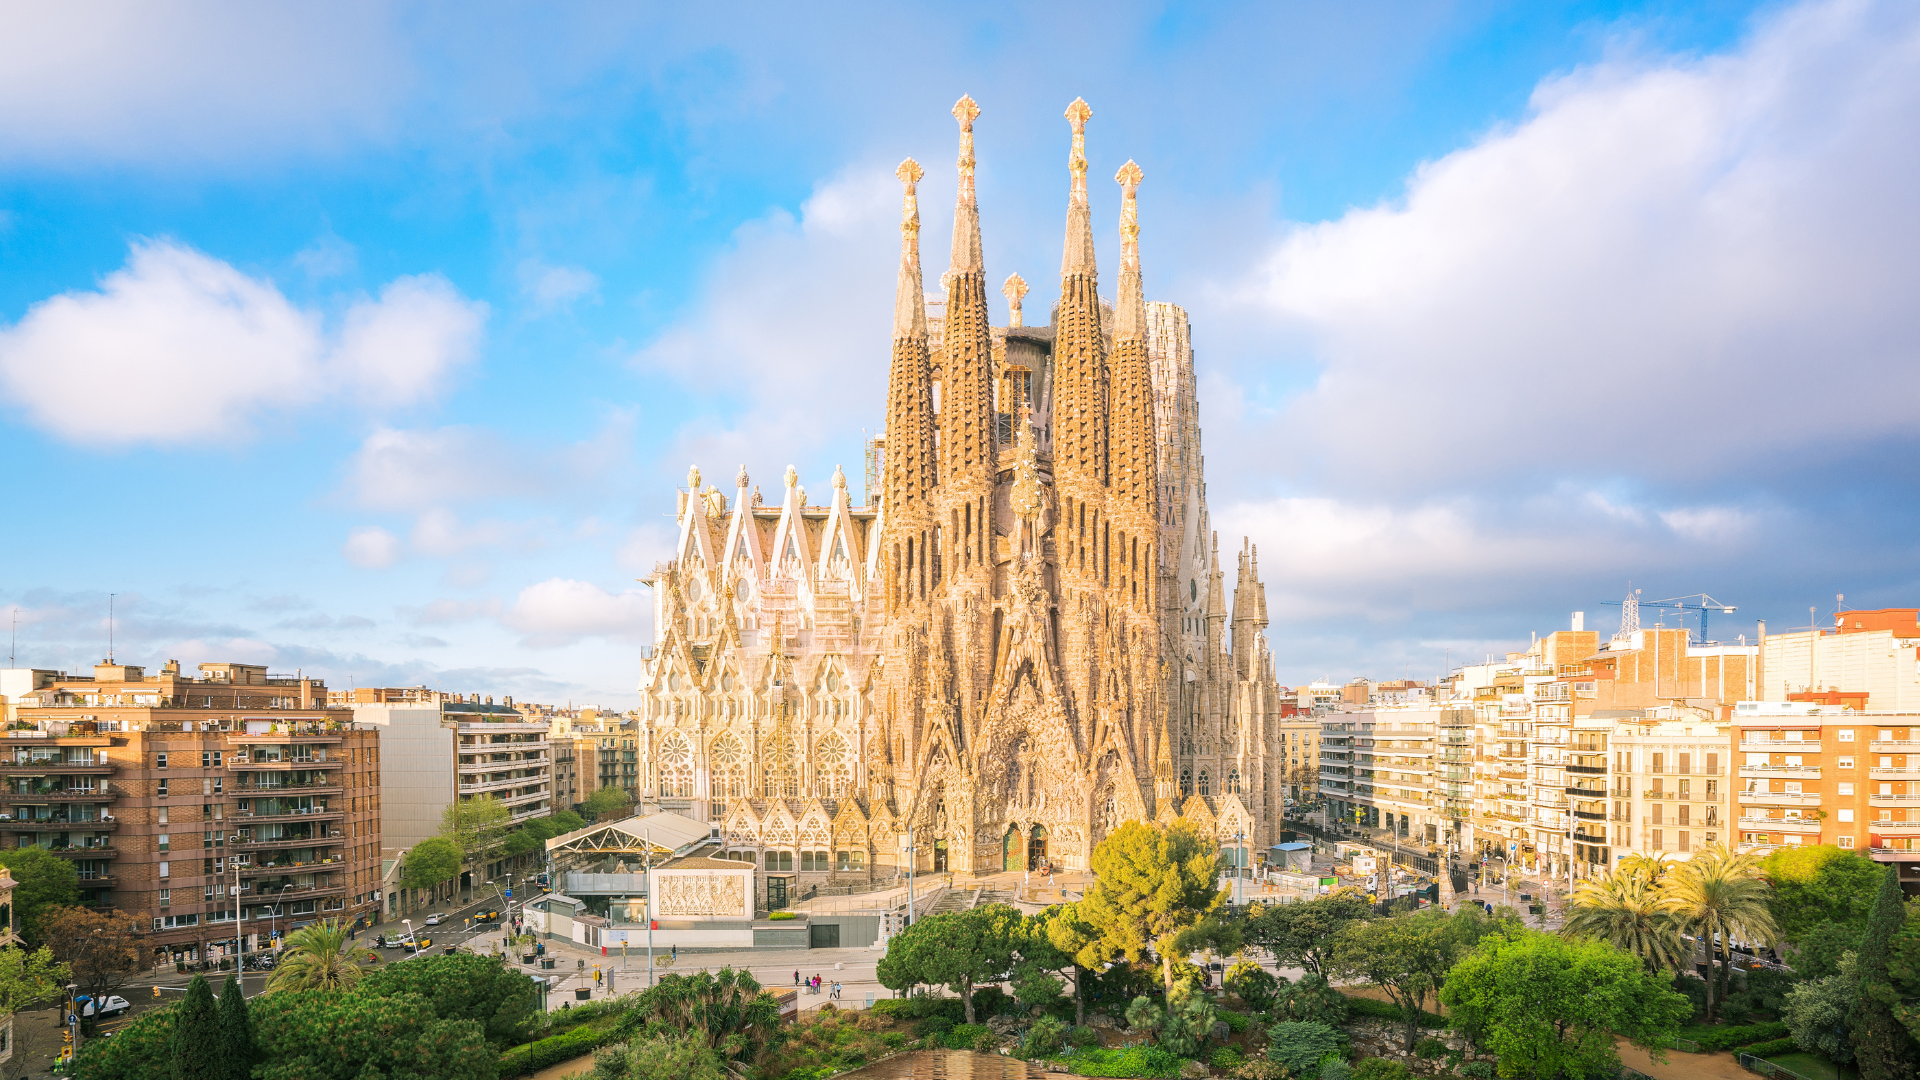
[108,593,116,663]
[1618,586,1641,636]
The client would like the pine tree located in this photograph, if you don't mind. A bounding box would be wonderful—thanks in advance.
[217,973,256,1080]
[171,973,220,1080]
[1848,866,1919,1080]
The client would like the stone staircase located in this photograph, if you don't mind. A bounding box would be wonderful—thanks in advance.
[927,886,979,915]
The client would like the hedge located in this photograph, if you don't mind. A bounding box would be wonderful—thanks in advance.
[1341,993,1447,1030]
[1051,1046,1185,1079]
[1678,1021,1790,1051]
[1742,1038,1800,1057]
[498,1025,620,1077]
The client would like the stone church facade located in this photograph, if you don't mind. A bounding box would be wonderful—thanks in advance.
[636,98,1286,893]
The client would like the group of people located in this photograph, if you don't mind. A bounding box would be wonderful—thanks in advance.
[793,971,843,999]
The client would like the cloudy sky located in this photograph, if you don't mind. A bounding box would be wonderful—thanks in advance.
[3,0,1916,705]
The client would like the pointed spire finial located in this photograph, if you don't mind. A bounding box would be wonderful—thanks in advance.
[736,464,749,489]
[1116,160,1143,273]
[952,95,980,201]
[893,158,927,339]
[688,464,702,491]
[1061,98,1097,275]
[949,97,984,274]
[1065,98,1092,207]
[784,464,798,489]
[1001,273,1029,328]
[833,464,847,491]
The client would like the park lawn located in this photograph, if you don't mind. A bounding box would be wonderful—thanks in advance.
[1764,1051,1857,1080]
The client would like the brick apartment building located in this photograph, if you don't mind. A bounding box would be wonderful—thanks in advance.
[0,662,381,963]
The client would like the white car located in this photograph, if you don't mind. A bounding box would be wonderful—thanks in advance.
[424,913,445,926]
[81,995,131,1018]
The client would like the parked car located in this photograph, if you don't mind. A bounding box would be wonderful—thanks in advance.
[424,913,445,926]
[80,995,131,1018]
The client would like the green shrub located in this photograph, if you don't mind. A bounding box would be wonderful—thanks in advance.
[1318,1061,1353,1080]
[1352,1060,1414,1080]
[499,1024,617,1077]
[1231,1059,1287,1080]
[1021,1016,1069,1058]
[972,1027,1000,1053]
[943,1022,991,1050]
[1226,960,1279,1013]
[767,911,798,920]
[1272,974,1351,1025]
[1266,1022,1345,1078]
[1678,1020,1790,1051]
[1068,1025,1100,1047]
[1340,993,1445,1029]
[1211,1046,1245,1068]
[1413,1036,1448,1059]
[1053,1045,1184,1078]
[1460,1063,1494,1080]
[1743,1037,1800,1057]
[1218,1009,1253,1034]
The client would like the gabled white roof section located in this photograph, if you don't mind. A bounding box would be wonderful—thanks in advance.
[723,467,766,584]
[545,810,713,857]
[769,465,816,586]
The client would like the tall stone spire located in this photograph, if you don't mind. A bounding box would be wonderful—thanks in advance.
[939,95,998,589]
[1109,158,1157,613]
[1053,97,1109,527]
[884,158,936,612]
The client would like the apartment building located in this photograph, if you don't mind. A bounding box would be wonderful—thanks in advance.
[1760,608,1920,709]
[1318,706,1474,851]
[2,662,381,963]
[335,688,552,896]
[1276,716,1321,802]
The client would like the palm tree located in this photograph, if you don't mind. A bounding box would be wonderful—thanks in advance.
[1662,844,1778,1022]
[1563,865,1689,972]
[265,918,373,993]
[1616,851,1674,886]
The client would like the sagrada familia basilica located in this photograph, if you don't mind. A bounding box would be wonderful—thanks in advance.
[636,97,1291,892]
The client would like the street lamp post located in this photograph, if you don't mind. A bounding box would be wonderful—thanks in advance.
[1232,829,1245,907]
[268,883,295,952]
[643,827,654,989]
[901,825,916,924]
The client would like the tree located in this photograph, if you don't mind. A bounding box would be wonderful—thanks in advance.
[551,809,587,834]
[1329,907,1498,1051]
[876,904,1022,1023]
[0,943,68,1018]
[399,836,462,895]
[1264,1021,1345,1076]
[217,974,256,1080]
[71,1004,176,1080]
[1562,864,1687,972]
[622,967,783,1075]
[1763,844,1884,980]
[1079,819,1231,994]
[1020,903,1098,1025]
[1785,953,1856,1064]
[583,786,635,822]
[1224,959,1277,1013]
[625,1034,727,1080]
[441,795,512,860]
[1441,929,1691,1080]
[1848,865,1920,1080]
[1241,895,1371,977]
[358,951,538,1046]
[171,975,219,1080]
[1662,844,1777,1023]
[266,919,372,993]
[0,848,80,943]
[247,987,494,1080]
[41,907,142,1032]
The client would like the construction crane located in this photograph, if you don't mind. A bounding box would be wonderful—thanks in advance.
[1601,589,1737,646]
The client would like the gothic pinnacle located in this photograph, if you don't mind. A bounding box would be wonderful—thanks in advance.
[1114,159,1146,341]
[893,158,927,340]
[1061,98,1097,277]
[950,95,984,274]
[1002,273,1029,327]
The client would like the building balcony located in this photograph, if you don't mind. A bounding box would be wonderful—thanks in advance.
[501,788,551,808]
[1740,791,1821,807]
[1869,740,1920,750]
[1565,785,1608,798]
[236,856,348,876]
[28,843,117,857]
[0,731,111,745]
[237,781,342,797]
[458,754,549,774]
[0,761,113,775]
[228,733,344,745]
[1866,847,1920,859]
[238,881,349,900]
[454,721,549,735]
[1869,767,1920,779]
[1869,794,1920,806]
[1741,741,1820,752]
[1736,816,1822,832]
[233,805,345,823]
[228,756,333,770]
[1740,765,1821,777]
[234,832,344,852]
[1870,821,1920,834]
[0,788,111,802]
[1572,809,1607,821]
[459,774,543,796]
[0,815,119,830]
[74,873,118,888]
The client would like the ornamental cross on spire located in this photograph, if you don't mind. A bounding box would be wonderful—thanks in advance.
[1116,159,1144,272]
[953,95,980,203]
[895,158,924,247]
[1002,273,1029,328]
[1065,97,1091,207]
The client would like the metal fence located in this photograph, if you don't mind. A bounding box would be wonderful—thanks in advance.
[1739,1054,1815,1080]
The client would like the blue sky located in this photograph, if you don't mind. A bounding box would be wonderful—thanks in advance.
[4,0,1917,705]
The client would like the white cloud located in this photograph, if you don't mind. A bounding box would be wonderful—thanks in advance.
[1232,0,1920,495]
[341,526,403,569]
[503,578,652,648]
[0,239,487,445]
[342,414,632,512]
[634,165,899,475]
[293,232,357,279]
[517,259,600,314]
[410,508,539,558]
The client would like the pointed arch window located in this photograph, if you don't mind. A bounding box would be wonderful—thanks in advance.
[816,731,852,798]
[762,735,798,798]
[1197,768,1211,797]
[1179,769,1193,797]
[1226,768,1241,795]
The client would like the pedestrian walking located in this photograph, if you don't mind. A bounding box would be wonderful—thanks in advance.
[794,970,801,987]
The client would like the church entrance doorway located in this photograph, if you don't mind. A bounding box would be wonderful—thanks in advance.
[1027,825,1048,870]
[1003,827,1021,872]
[933,839,948,872]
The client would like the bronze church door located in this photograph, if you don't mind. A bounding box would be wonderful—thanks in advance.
[933,839,948,872]
[1027,825,1048,870]
[1003,827,1020,871]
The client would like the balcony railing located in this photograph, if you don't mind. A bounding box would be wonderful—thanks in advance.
[1736,816,1821,832]
[1740,764,1821,775]
[0,788,106,801]
[1,816,119,829]
[1869,767,1920,779]
[1739,791,1821,806]
[1741,741,1821,752]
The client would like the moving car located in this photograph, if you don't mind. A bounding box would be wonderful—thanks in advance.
[424,913,445,926]
[80,995,131,1018]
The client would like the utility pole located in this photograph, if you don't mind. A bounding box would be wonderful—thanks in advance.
[644,827,654,988]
